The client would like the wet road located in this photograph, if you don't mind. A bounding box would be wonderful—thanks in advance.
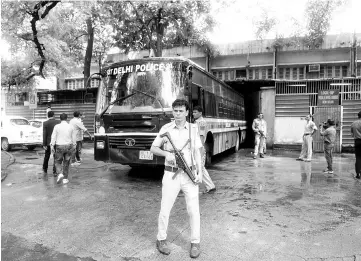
[1,144,361,261]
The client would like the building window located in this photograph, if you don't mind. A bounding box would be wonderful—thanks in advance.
[357,65,361,76]
[90,79,100,88]
[235,69,246,78]
[299,67,304,79]
[335,66,340,78]
[254,69,259,79]
[248,69,253,80]
[285,68,290,79]
[267,68,273,79]
[320,66,326,78]
[278,68,284,79]
[218,71,222,79]
[261,68,266,79]
[342,66,348,77]
[292,68,297,80]
[327,66,333,78]
[212,71,217,77]
[224,71,229,80]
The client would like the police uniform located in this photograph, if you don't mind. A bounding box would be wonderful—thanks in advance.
[252,118,267,156]
[152,121,203,244]
[299,120,318,161]
[195,116,216,191]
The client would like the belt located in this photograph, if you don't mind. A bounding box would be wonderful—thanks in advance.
[164,165,195,173]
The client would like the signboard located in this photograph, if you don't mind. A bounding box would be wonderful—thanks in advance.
[309,64,320,72]
[317,89,339,106]
[106,62,174,76]
[29,90,37,109]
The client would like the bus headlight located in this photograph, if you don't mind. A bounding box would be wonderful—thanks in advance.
[99,126,105,134]
[96,141,105,149]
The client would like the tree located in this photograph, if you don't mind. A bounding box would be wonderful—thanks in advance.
[303,0,345,48]
[106,0,216,57]
[1,1,60,84]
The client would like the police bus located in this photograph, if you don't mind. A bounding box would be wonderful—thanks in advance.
[94,57,246,168]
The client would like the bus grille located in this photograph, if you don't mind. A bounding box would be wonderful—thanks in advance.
[108,136,156,149]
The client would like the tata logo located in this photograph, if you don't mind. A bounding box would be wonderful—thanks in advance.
[124,138,136,146]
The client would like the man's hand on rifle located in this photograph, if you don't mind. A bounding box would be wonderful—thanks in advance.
[165,152,176,165]
[193,170,202,184]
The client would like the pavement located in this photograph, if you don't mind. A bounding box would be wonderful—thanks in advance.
[1,144,361,261]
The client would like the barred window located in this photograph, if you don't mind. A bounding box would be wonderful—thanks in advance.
[248,69,253,80]
[261,68,266,79]
[254,68,259,79]
[342,66,348,77]
[320,66,326,78]
[292,68,297,80]
[285,68,290,79]
[235,69,247,78]
[335,66,341,78]
[278,68,284,79]
[267,68,273,79]
[327,66,333,78]
[224,71,229,80]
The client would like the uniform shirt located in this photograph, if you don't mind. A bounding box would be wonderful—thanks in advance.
[351,119,361,139]
[304,120,317,135]
[195,116,207,144]
[252,118,267,135]
[152,121,203,168]
[50,121,76,146]
[321,126,336,144]
[70,117,87,142]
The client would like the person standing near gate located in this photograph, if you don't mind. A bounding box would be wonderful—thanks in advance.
[252,112,267,159]
[150,99,203,258]
[351,111,361,179]
[296,114,318,162]
[319,119,336,174]
[192,105,216,194]
[42,111,60,176]
[51,113,76,185]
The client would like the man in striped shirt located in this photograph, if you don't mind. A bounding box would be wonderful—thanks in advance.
[351,111,361,179]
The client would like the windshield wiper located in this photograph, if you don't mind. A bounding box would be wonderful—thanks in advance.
[99,92,136,118]
[132,89,168,117]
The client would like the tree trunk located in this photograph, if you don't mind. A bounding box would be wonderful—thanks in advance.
[155,32,163,57]
[84,17,94,87]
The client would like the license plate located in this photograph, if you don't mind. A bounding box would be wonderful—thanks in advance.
[139,151,153,160]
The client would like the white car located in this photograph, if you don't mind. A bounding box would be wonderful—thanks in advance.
[1,116,42,151]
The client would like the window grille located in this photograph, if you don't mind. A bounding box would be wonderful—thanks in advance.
[248,69,253,80]
[292,68,297,80]
[278,68,284,79]
[254,69,259,79]
[335,66,340,78]
[285,68,290,79]
[267,68,273,79]
[320,66,326,78]
[261,68,266,79]
[299,67,304,79]
[224,71,229,80]
[327,66,333,78]
[235,69,246,78]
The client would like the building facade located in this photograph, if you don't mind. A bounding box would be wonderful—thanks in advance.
[106,34,361,151]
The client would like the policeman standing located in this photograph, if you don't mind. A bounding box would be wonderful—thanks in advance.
[192,105,216,194]
[252,112,267,159]
[150,99,203,258]
[351,111,361,179]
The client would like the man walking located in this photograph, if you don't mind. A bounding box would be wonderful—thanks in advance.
[319,119,336,174]
[351,111,361,179]
[192,105,216,194]
[151,99,203,258]
[42,111,60,176]
[50,113,76,185]
[297,114,318,162]
[70,111,92,166]
[252,112,267,159]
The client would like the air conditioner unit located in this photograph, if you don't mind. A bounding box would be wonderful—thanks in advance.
[309,64,320,72]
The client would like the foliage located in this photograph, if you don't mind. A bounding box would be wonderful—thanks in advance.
[105,0,216,57]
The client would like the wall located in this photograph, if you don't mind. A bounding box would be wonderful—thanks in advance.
[260,87,275,147]
[274,117,304,144]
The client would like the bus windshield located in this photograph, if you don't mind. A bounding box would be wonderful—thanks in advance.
[98,61,187,115]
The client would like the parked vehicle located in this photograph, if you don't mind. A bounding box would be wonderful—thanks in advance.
[1,116,42,151]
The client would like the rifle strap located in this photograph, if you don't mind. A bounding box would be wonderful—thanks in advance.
[189,122,195,172]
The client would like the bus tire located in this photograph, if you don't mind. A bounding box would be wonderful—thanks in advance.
[205,142,213,167]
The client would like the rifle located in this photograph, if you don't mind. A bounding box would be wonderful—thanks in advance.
[160,131,197,184]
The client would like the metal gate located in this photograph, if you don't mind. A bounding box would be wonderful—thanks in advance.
[313,106,342,153]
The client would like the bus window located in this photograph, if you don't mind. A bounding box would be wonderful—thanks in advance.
[204,91,217,117]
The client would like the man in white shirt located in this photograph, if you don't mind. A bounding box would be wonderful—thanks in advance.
[192,105,216,194]
[50,113,76,184]
[297,114,318,162]
[151,99,203,258]
[69,111,92,165]
[252,112,267,159]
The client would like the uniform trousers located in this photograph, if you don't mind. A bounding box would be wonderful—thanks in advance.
[355,139,361,175]
[157,170,200,243]
[254,133,265,156]
[201,151,215,191]
[299,135,313,160]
